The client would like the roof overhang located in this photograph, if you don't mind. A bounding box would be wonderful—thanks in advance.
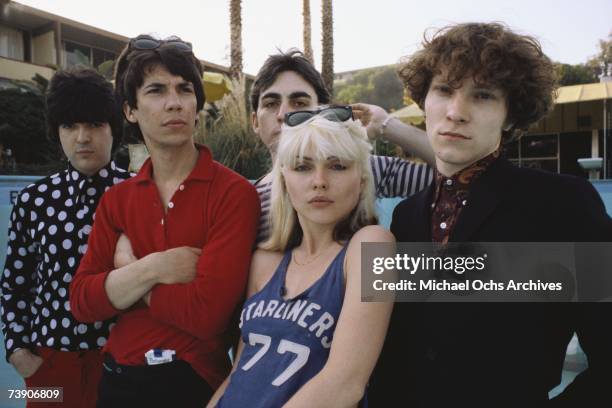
[555,82,612,104]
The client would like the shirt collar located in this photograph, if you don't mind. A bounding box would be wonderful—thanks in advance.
[65,160,120,186]
[133,144,214,184]
[434,148,501,194]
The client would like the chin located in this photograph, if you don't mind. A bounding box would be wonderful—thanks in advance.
[158,135,194,148]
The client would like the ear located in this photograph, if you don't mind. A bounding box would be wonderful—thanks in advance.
[123,102,138,124]
[251,111,259,134]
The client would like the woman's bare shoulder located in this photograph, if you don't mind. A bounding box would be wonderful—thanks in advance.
[350,225,395,245]
[248,249,286,294]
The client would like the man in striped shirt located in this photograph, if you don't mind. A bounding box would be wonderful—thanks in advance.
[249,50,435,242]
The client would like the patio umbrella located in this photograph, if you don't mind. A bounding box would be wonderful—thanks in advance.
[390,103,425,126]
[203,72,233,102]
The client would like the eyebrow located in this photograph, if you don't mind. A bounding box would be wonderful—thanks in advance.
[288,92,312,100]
[261,92,281,101]
[473,84,496,90]
[296,156,342,162]
[261,91,312,101]
[143,80,193,89]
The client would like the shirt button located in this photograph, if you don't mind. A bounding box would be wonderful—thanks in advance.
[168,202,174,209]
[445,179,453,186]
[90,199,95,204]
[179,185,185,191]
[440,222,447,230]
[116,367,122,374]
[462,200,467,206]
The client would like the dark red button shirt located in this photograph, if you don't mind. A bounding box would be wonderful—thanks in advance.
[70,145,260,388]
[431,150,500,243]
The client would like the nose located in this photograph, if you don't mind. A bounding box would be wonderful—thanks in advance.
[165,89,183,111]
[446,93,469,124]
[275,101,292,123]
[76,125,91,144]
[312,166,328,190]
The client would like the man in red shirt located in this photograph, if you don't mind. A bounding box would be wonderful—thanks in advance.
[69,35,259,407]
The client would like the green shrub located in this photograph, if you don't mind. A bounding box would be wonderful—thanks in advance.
[196,76,270,180]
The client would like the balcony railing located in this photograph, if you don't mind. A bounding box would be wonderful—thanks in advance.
[0,56,55,82]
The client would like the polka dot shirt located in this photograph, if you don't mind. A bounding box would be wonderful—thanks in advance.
[0,161,131,359]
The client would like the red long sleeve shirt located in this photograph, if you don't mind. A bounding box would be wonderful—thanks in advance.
[69,145,260,388]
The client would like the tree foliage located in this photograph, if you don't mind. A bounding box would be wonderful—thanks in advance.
[555,63,598,86]
[195,76,269,180]
[0,87,63,174]
[334,65,404,111]
[587,31,612,78]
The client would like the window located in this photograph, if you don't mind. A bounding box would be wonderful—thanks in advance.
[64,41,91,66]
[64,41,116,69]
[0,25,24,60]
[92,48,116,69]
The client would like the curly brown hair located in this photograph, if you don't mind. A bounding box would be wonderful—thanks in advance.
[397,22,557,140]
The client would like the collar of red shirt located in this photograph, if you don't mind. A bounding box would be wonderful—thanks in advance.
[132,143,215,185]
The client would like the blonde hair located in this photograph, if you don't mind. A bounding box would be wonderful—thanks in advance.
[260,115,377,251]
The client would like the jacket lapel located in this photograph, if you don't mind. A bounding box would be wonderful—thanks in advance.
[412,184,434,242]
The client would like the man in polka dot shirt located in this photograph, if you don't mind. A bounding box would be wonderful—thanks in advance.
[0,67,131,407]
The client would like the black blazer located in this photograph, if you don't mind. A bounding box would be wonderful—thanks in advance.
[369,159,612,407]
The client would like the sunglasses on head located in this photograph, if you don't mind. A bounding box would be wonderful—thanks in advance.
[284,105,353,127]
[128,35,193,53]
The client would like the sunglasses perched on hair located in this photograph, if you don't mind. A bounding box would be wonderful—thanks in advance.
[284,106,353,127]
[128,36,193,53]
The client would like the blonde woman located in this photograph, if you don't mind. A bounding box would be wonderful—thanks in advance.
[209,107,394,407]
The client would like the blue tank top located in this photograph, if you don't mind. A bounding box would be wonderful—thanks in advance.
[217,245,347,408]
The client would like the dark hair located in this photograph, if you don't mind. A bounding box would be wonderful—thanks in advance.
[46,66,123,151]
[114,35,205,141]
[398,22,557,141]
[250,49,330,111]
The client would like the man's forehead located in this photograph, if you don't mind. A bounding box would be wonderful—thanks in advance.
[141,64,189,85]
[260,71,318,99]
[432,72,502,90]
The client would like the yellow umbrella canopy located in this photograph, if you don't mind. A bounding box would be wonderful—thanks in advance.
[390,103,425,126]
[203,72,233,103]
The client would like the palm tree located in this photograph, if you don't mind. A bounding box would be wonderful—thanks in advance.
[229,0,243,79]
[321,0,334,96]
[302,0,313,63]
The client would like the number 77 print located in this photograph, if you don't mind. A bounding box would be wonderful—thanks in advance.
[241,333,311,386]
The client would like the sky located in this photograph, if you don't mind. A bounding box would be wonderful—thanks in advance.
[15,0,612,76]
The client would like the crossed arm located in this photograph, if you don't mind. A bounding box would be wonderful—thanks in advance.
[70,182,260,340]
[104,234,200,310]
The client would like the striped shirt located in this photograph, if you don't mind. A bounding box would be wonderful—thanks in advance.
[255,155,433,243]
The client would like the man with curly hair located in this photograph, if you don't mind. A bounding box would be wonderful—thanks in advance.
[369,22,612,407]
